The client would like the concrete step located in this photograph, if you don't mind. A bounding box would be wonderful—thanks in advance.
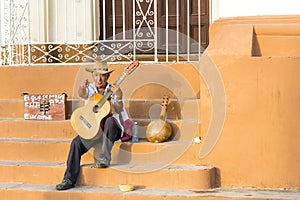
[0,160,216,190]
[0,98,200,119]
[0,183,299,200]
[0,99,83,119]
[0,65,79,100]
[0,119,200,140]
[0,138,202,164]
[0,120,76,139]
[0,64,200,99]
[111,140,202,165]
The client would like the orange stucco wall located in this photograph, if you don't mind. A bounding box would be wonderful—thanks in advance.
[1,15,299,190]
[199,15,300,188]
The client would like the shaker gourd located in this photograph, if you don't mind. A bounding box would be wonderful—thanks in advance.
[146,95,172,143]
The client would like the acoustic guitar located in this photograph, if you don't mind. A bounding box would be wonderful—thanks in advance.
[70,60,139,140]
[146,95,172,143]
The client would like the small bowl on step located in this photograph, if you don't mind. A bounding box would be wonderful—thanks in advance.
[119,184,135,192]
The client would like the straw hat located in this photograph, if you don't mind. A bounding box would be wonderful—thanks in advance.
[85,61,114,74]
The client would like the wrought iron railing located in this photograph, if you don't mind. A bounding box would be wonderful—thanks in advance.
[0,0,207,65]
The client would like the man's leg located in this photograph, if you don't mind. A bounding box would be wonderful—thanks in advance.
[56,135,98,190]
[97,117,121,167]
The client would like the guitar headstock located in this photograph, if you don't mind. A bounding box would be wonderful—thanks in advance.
[124,60,139,75]
[161,95,170,111]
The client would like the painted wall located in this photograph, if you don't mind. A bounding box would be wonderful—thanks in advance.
[199,15,300,188]
[211,0,300,23]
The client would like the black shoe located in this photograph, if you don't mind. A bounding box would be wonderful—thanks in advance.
[56,178,75,190]
[93,158,110,168]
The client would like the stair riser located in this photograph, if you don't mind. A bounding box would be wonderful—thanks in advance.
[0,120,200,140]
[0,101,23,118]
[111,143,202,165]
[0,165,216,190]
[0,141,202,164]
[0,99,200,120]
[0,100,82,119]
[0,120,76,139]
[0,64,200,100]
[0,66,78,100]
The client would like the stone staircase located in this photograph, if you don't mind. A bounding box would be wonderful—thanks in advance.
[1,121,299,200]
[0,119,216,190]
[0,64,298,199]
[0,64,215,199]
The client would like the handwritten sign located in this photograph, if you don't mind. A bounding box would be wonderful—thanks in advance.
[24,94,66,120]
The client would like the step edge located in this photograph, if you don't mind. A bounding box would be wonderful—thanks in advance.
[0,160,213,170]
[0,183,299,199]
[0,138,196,144]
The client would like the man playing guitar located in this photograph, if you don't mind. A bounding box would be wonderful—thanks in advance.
[56,61,137,190]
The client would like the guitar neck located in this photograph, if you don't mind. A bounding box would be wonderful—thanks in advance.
[96,90,113,108]
[159,95,170,121]
[94,60,140,109]
[95,72,127,108]
[113,72,127,87]
[159,109,167,120]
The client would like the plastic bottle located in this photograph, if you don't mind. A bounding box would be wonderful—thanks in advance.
[131,122,139,142]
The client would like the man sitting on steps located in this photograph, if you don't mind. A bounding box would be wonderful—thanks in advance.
[56,61,133,190]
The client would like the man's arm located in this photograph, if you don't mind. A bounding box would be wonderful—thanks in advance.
[111,85,123,113]
[78,79,89,99]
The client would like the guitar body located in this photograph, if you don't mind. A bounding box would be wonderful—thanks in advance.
[70,94,112,140]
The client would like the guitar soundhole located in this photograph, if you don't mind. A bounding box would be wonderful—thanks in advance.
[93,105,99,113]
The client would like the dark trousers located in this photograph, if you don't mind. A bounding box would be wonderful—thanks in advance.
[64,117,122,184]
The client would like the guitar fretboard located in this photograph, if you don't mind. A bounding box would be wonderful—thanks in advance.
[94,70,128,110]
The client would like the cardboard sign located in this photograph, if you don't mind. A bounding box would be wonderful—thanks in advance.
[24,94,66,120]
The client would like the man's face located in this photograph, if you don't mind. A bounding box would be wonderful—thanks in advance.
[92,72,109,88]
